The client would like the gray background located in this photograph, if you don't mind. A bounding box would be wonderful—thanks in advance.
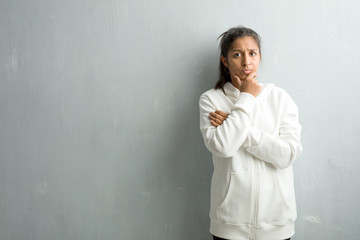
[1,0,359,239]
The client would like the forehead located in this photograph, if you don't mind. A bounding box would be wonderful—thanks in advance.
[230,36,259,50]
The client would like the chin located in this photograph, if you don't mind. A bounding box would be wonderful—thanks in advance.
[239,75,247,80]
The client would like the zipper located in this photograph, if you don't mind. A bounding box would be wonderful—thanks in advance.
[250,95,261,240]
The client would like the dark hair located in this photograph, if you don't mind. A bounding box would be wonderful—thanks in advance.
[214,26,262,91]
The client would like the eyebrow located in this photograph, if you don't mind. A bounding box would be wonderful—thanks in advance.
[232,48,259,52]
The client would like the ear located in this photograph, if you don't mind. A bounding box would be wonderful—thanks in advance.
[220,55,228,68]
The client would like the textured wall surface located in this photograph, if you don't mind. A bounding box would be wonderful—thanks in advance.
[1,0,359,239]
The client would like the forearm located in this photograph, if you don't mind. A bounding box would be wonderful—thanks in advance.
[243,99,303,169]
[203,110,251,157]
[244,128,302,169]
[200,93,257,158]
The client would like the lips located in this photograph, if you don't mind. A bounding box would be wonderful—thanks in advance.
[242,69,253,74]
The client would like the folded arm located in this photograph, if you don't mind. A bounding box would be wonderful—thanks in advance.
[243,99,303,169]
[205,91,303,169]
[199,92,257,158]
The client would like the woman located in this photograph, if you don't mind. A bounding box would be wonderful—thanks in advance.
[199,26,303,240]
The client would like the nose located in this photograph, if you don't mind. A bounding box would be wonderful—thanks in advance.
[242,54,250,66]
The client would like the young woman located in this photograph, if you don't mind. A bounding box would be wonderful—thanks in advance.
[199,26,303,240]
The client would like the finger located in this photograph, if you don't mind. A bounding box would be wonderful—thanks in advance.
[245,72,257,81]
[246,72,256,80]
[234,74,243,84]
[209,114,223,125]
[210,120,219,128]
[210,112,226,121]
[209,112,224,121]
[233,74,240,80]
[215,110,230,118]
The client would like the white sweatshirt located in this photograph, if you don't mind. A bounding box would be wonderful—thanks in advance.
[199,82,303,240]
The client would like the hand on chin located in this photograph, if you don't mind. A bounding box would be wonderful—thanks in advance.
[231,75,243,90]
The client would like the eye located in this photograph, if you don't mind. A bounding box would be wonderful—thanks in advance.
[234,52,242,57]
[250,52,257,56]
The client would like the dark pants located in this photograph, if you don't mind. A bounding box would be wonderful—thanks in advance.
[213,236,290,240]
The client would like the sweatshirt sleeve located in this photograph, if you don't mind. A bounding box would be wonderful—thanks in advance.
[199,92,257,158]
[243,94,303,169]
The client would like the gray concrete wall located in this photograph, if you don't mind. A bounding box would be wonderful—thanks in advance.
[1,0,359,239]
